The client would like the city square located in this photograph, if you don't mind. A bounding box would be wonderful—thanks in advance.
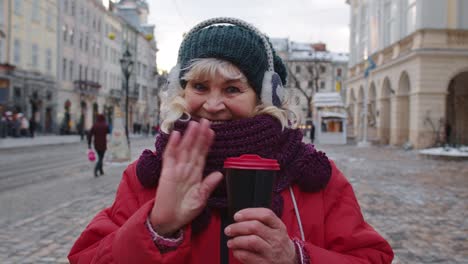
[0,0,467,263]
[0,138,466,263]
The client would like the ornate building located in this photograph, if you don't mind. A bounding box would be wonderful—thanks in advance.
[345,0,468,148]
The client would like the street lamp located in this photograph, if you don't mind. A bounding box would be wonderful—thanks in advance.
[120,47,133,144]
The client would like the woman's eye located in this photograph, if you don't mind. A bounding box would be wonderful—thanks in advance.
[192,83,206,91]
[225,86,241,94]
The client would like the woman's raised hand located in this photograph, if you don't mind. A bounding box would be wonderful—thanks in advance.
[149,119,223,236]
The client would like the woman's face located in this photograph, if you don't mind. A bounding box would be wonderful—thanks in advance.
[184,74,257,123]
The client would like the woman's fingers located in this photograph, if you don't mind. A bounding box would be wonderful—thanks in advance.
[198,171,224,200]
[162,130,181,168]
[225,220,271,240]
[234,208,284,230]
[228,234,270,255]
[177,121,199,164]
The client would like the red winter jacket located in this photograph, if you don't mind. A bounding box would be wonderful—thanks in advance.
[68,160,393,263]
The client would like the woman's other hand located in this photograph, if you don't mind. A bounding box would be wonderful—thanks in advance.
[225,208,297,264]
[149,119,223,236]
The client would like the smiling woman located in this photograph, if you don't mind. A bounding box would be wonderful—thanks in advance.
[69,17,392,264]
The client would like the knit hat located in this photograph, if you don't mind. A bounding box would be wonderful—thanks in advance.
[172,17,288,107]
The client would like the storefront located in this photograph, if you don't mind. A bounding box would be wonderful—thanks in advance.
[313,92,347,144]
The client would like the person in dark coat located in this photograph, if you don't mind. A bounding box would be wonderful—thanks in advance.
[88,114,109,177]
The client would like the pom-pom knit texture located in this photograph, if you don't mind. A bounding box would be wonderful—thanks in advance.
[137,115,331,233]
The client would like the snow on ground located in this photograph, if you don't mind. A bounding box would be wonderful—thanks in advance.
[418,146,468,157]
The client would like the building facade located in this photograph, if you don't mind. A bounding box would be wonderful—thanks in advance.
[0,0,59,133]
[271,38,349,124]
[114,0,158,133]
[58,0,109,134]
[346,0,468,148]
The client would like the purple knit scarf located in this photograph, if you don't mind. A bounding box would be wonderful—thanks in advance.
[136,114,331,234]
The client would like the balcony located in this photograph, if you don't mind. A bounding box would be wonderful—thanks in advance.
[73,80,101,95]
[110,89,122,99]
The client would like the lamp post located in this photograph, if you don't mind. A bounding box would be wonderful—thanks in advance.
[358,56,376,147]
[120,47,133,145]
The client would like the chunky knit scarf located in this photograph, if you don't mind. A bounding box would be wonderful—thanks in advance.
[136,114,331,234]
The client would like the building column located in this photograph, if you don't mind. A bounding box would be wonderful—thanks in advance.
[411,92,447,148]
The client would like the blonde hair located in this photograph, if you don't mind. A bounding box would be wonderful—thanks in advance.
[160,58,299,133]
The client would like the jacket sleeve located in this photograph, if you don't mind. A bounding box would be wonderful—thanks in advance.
[304,161,394,263]
[68,162,193,263]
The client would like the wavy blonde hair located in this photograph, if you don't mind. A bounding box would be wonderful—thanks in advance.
[160,58,299,133]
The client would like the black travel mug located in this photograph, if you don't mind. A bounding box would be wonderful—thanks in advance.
[223,154,280,223]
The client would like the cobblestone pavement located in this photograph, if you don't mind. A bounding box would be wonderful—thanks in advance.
[318,144,468,264]
[0,140,467,263]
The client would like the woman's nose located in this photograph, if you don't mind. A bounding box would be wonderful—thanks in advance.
[203,96,225,112]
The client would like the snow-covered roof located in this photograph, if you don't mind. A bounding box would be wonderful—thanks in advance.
[289,50,349,62]
[270,38,289,52]
[313,92,344,107]
[290,41,312,51]
[270,38,349,62]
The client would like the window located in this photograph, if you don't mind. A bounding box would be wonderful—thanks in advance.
[79,32,82,50]
[71,0,75,16]
[384,0,398,46]
[69,60,74,81]
[103,71,107,87]
[64,0,68,14]
[32,0,40,22]
[31,44,38,68]
[295,65,301,73]
[360,3,369,60]
[320,65,326,74]
[46,49,52,72]
[308,80,314,88]
[0,0,4,25]
[46,8,53,28]
[79,64,82,79]
[63,25,67,42]
[320,81,325,89]
[14,39,21,64]
[0,39,3,62]
[14,0,22,15]
[62,58,67,80]
[406,0,417,35]
[70,28,74,45]
[336,68,342,77]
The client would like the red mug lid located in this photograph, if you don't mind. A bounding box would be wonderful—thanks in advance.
[223,154,280,171]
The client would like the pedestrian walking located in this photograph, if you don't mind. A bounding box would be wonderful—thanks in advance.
[28,117,36,138]
[18,113,30,137]
[87,114,109,177]
[69,17,393,264]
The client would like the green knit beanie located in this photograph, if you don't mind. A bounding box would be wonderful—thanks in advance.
[178,25,287,95]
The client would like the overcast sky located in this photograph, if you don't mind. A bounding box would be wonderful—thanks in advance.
[146,0,350,71]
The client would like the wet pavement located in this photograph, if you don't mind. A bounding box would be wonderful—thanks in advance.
[0,139,467,263]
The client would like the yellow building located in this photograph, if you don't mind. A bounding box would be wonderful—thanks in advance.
[0,0,58,133]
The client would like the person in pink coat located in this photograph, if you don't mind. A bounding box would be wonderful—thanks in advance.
[69,17,393,264]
